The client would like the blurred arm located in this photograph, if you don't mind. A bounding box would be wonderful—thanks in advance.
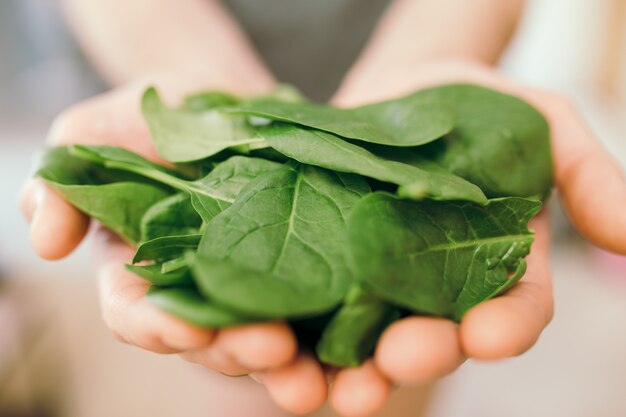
[61,0,274,94]
[337,0,525,96]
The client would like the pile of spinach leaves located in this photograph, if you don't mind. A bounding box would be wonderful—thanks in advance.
[35,83,552,367]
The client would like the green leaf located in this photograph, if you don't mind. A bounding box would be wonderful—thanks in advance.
[190,155,283,203]
[259,124,487,204]
[193,163,370,317]
[316,287,400,367]
[161,256,189,273]
[125,264,193,286]
[36,147,170,244]
[132,234,202,264]
[70,144,177,175]
[70,146,282,223]
[141,193,202,241]
[146,286,258,327]
[186,155,284,222]
[267,83,308,103]
[182,83,306,112]
[413,84,553,198]
[142,88,266,162]
[231,89,455,147]
[349,193,541,320]
[183,91,241,111]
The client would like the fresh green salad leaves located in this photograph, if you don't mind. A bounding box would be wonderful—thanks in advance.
[194,163,370,317]
[142,88,264,162]
[36,147,171,244]
[349,193,540,321]
[258,124,487,203]
[146,286,257,327]
[406,84,553,198]
[140,193,202,241]
[35,83,553,367]
[230,89,455,147]
[316,287,401,367]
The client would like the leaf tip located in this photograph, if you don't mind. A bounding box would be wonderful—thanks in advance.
[141,86,162,111]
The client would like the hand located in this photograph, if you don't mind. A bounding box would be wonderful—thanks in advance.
[18,78,331,414]
[292,58,626,416]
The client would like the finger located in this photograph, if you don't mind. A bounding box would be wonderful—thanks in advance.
[375,317,463,385]
[180,322,297,376]
[329,360,392,417]
[27,180,89,260]
[261,354,327,415]
[460,212,553,359]
[94,228,214,353]
[180,346,251,377]
[524,93,626,255]
[18,179,39,222]
[214,322,297,370]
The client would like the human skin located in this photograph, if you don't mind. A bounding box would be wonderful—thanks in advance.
[20,0,626,416]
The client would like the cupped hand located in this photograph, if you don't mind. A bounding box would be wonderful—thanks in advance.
[302,59,626,417]
[18,79,327,414]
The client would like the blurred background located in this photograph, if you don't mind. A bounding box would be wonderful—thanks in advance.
[0,0,625,416]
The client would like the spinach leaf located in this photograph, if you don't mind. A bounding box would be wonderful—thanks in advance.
[146,286,258,327]
[414,84,553,198]
[71,145,229,220]
[186,155,284,222]
[48,184,169,244]
[71,143,178,174]
[230,90,455,147]
[182,84,305,112]
[259,124,487,204]
[132,234,202,264]
[349,193,541,320]
[36,147,170,244]
[141,193,202,241]
[189,155,283,204]
[316,287,400,367]
[71,146,283,222]
[183,91,241,111]
[161,256,189,273]
[192,163,370,317]
[125,264,193,286]
[142,88,266,162]
[266,83,308,103]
